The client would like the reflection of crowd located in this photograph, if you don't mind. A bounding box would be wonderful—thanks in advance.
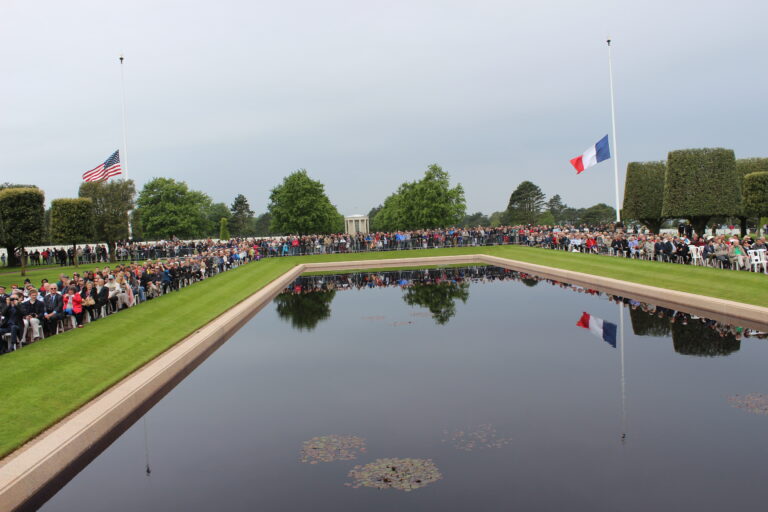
[0,241,258,354]
[283,266,767,341]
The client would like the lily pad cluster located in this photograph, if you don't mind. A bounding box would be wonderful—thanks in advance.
[300,435,367,464]
[443,424,513,451]
[728,394,768,415]
[346,457,443,491]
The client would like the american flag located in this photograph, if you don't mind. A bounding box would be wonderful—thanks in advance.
[82,150,122,182]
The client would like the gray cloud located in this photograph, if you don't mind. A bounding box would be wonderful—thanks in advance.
[1,0,766,216]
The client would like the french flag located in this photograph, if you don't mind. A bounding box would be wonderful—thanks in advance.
[570,135,610,174]
[576,312,617,348]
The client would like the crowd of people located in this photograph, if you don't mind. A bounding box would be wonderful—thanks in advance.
[5,224,767,273]
[0,239,256,354]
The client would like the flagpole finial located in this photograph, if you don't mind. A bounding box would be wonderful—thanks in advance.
[119,54,124,64]
[607,38,612,46]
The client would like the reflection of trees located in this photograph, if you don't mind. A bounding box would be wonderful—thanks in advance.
[402,282,470,325]
[274,290,336,331]
[520,277,539,287]
[629,308,671,337]
[672,321,740,357]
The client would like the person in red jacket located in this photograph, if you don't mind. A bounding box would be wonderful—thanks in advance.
[62,285,84,328]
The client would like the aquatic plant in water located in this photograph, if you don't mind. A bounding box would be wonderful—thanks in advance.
[300,435,366,464]
[442,424,513,451]
[346,458,442,491]
[728,394,768,415]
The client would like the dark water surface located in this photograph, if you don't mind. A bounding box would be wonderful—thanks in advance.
[40,267,768,512]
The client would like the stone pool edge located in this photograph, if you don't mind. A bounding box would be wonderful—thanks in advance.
[1,253,766,511]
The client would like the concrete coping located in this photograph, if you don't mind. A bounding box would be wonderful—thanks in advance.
[1,254,766,511]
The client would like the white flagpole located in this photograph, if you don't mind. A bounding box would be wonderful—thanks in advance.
[119,54,129,181]
[119,54,133,239]
[607,39,621,224]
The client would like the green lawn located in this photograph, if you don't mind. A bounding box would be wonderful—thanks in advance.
[0,245,766,458]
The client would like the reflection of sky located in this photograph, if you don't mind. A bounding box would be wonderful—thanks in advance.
[41,274,768,512]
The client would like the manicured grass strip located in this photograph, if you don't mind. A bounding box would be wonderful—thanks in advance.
[0,245,766,459]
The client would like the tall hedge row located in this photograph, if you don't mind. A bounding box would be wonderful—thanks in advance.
[622,161,666,232]
[743,172,768,217]
[662,148,740,234]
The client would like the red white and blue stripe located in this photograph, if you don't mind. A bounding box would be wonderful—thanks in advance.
[570,135,610,174]
[576,311,617,348]
[82,150,122,182]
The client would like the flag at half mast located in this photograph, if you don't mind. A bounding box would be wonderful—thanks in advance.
[82,150,122,182]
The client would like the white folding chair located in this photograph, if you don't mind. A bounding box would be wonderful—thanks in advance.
[748,249,767,273]
[690,245,703,266]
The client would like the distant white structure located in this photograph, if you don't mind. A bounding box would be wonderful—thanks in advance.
[344,214,369,235]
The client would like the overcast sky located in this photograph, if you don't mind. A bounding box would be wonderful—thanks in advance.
[1,0,766,216]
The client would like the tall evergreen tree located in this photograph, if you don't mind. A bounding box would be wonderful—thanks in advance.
[229,194,254,236]
[504,181,546,225]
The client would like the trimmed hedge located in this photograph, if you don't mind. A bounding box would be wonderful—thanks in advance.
[662,148,740,234]
[622,161,666,232]
[51,198,94,247]
[0,188,45,271]
[743,171,768,217]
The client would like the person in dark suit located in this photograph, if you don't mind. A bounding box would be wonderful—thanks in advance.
[674,238,691,264]
[92,277,109,316]
[42,284,63,336]
[0,296,23,352]
[661,237,675,262]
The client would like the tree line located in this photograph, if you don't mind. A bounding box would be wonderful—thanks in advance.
[4,156,688,275]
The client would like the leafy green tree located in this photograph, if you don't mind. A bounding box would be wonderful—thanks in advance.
[219,217,231,240]
[130,209,144,241]
[0,188,45,275]
[371,187,409,231]
[743,172,768,219]
[269,169,344,234]
[662,148,741,235]
[504,181,546,225]
[402,281,469,325]
[136,178,212,240]
[274,290,336,330]
[0,184,40,267]
[373,164,465,231]
[79,179,135,262]
[50,198,94,268]
[580,203,616,226]
[488,211,505,227]
[735,159,768,235]
[535,211,555,225]
[229,194,254,236]
[252,212,273,236]
[461,212,490,227]
[367,205,382,230]
[546,194,566,223]
[207,203,231,235]
[623,161,666,233]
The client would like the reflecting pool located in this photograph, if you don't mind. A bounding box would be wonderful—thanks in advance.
[39,267,768,511]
